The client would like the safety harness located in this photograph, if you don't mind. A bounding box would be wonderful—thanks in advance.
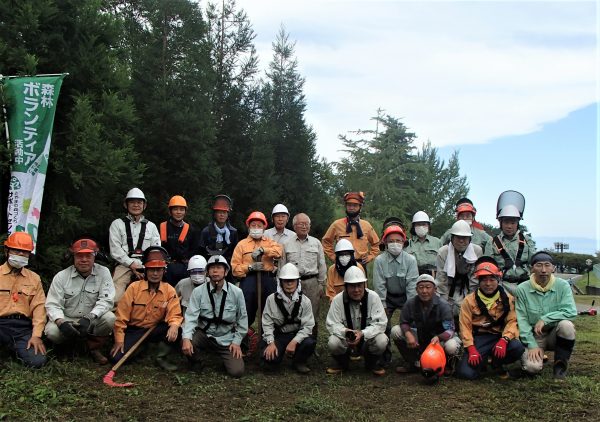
[493,232,525,271]
[448,272,470,298]
[159,221,190,244]
[473,286,510,334]
[343,290,369,330]
[274,292,303,326]
[122,217,147,257]
[493,233,528,282]
[198,282,234,331]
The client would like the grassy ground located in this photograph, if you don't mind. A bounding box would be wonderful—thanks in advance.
[575,271,600,289]
[1,312,599,422]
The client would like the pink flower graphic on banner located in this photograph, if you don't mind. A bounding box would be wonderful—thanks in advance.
[31,207,41,219]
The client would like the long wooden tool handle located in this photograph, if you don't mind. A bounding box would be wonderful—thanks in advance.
[110,325,155,372]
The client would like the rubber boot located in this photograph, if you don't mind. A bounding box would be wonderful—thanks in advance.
[326,352,350,375]
[553,336,575,380]
[365,353,386,376]
[155,342,178,371]
[86,335,109,365]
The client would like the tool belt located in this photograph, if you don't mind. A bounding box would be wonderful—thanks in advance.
[300,273,318,280]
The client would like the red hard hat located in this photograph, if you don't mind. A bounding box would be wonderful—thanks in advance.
[420,342,446,378]
[343,191,365,205]
[456,202,476,216]
[382,225,406,242]
[246,211,268,227]
[213,194,232,212]
[143,246,169,268]
[70,238,99,254]
[4,232,34,252]
[473,257,502,278]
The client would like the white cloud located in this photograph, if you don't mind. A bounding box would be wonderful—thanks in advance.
[238,0,597,161]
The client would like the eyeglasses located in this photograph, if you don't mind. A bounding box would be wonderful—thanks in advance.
[294,222,310,227]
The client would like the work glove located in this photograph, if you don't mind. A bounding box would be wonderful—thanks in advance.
[493,337,508,360]
[249,262,264,272]
[59,321,81,339]
[251,247,265,261]
[76,313,95,337]
[467,345,482,367]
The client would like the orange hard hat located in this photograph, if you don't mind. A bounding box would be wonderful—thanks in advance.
[70,238,99,254]
[4,232,34,252]
[456,202,476,216]
[213,194,232,212]
[382,225,406,242]
[420,342,446,379]
[168,195,187,208]
[246,211,268,227]
[343,191,365,205]
[473,256,502,278]
[143,246,169,268]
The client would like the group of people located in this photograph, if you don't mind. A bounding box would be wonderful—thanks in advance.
[0,189,577,381]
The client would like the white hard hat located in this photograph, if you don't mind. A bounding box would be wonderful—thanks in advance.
[125,187,146,202]
[206,255,230,272]
[271,203,289,216]
[344,266,367,284]
[450,220,472,237]
[279,263,300,280]
[334,239,354,253]
[497,205,521,220]
[412,211,430,224]
[187,255,207,272]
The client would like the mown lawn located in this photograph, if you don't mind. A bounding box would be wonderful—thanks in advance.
[1,312,599,422]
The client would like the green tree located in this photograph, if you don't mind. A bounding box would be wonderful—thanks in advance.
[336,114,419,226]
[0,0,144,279]
[413,143,469,236]
[116,0,217,225]
[206,0,262,225]
[258,27,332,234]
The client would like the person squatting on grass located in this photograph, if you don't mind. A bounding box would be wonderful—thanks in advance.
[0,232,47,368]
[516,251,577,380]
[45,237,116,365]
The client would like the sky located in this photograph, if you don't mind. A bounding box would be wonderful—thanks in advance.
[236,0,599,254]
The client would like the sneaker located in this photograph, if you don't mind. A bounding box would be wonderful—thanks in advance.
[294,363,311,374]
[553,361,568,380]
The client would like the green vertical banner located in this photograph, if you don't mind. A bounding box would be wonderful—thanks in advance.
[2,74,65,251]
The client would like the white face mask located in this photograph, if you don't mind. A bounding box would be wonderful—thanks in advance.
[249,228,264,239]
[415,226,429,238]
[190,273,206,285]
[8,254,29,269]
[387,243,403,256]
[338,255,352,266]
[463,218,473,227]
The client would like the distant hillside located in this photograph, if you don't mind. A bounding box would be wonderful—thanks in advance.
[535,236,599,255]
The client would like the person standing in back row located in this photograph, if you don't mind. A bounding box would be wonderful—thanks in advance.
[160,195,200,286]
[264,204,295,246]
[109,188,160,303]
[322,192,379,276]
